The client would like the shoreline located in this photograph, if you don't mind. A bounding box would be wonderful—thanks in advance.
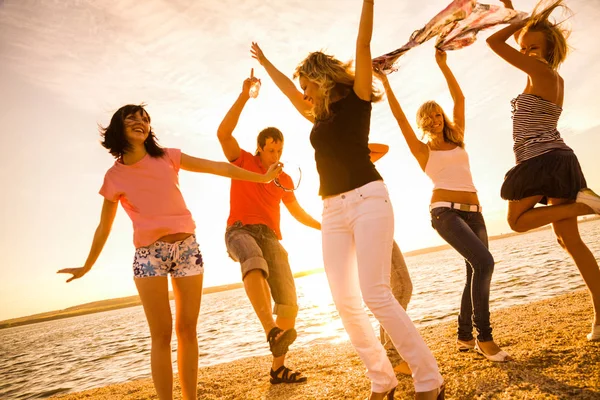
[51,290,600,399]
[3,216,599,329]
[401,215,600,258]
[0,269,323,329]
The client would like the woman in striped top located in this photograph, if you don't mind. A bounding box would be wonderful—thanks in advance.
[487,0,600,341]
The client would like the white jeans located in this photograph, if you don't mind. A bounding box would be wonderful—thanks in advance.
[321,181,443,393]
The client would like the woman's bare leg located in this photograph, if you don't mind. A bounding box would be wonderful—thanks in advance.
[135,277,174,400]
[548,198,600,327]
[172,275,203,400]
[507,195,592,232]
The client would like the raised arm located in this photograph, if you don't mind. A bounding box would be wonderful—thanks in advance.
[501,0,515,10]
[217,77,255,162]
[486,19,550,77]
[57,198,118,282]
[251,42,314,123]
[354,0,375,100]
[377,72,429,170]
[285,199,321,230]
[500,0,521,42]
[180,153,281,183]
[435,49,465,133]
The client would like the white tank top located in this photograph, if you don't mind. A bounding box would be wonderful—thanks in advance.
[424,146,477,192]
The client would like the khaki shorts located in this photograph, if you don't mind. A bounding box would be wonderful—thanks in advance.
[225,222,298,318]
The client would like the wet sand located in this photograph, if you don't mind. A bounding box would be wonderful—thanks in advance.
[53,290,600,399]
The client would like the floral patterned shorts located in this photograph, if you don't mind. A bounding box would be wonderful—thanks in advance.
[133,234,204,278]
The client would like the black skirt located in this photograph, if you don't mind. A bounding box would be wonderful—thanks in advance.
[501,149,587,205]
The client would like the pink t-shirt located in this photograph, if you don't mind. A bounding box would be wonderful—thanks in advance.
[99,148,196,248]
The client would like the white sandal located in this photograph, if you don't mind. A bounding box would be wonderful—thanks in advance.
[475,340,511,362]
[588,325,600,341]
[576,188,600,214]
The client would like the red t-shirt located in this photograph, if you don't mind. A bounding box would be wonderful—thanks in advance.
[228,150,296,239]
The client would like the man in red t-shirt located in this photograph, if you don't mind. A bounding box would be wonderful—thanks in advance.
[217,76,320,384]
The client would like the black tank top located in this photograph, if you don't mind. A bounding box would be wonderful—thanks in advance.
[310,88,382,197]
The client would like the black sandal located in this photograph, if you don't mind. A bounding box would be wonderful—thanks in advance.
[267,327,297,357]
[270,365,307,384]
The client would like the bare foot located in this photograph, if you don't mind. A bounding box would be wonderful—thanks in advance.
[415,383,444,400]
[478,340,501,355]
[368,387,396,400]
[477,340,512,361]
[393,360,412,375]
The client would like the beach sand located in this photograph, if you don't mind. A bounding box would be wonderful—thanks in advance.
[53,290,600,399]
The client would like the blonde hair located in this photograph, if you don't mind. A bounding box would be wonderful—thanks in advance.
[519,0,572,70]
[293,51,382,120]
[416,101,464,148]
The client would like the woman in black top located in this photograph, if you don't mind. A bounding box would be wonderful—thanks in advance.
[251,1,444,399]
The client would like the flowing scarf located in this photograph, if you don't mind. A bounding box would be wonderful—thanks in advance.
[373,0,527,73]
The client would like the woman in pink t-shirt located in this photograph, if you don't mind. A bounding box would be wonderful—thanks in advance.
[57,104,281,400]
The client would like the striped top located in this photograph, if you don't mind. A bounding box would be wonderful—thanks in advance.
[511,93,571,164]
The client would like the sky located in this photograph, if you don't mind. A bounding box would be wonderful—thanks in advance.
[1,0,599,321]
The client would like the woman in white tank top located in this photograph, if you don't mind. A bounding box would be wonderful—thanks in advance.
[376,49,510,362]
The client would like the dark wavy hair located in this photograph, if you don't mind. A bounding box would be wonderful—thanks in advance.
[255,127,284,155]
[100,104,165,159]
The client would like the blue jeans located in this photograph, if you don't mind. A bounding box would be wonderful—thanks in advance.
[430,207,494,342]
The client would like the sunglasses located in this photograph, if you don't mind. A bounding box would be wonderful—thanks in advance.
[273,167,302,192]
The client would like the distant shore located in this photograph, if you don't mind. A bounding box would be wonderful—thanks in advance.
[0,268,322,329]
[402,214,599,258]
[3,215,598,330]
[51,290,600,399]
